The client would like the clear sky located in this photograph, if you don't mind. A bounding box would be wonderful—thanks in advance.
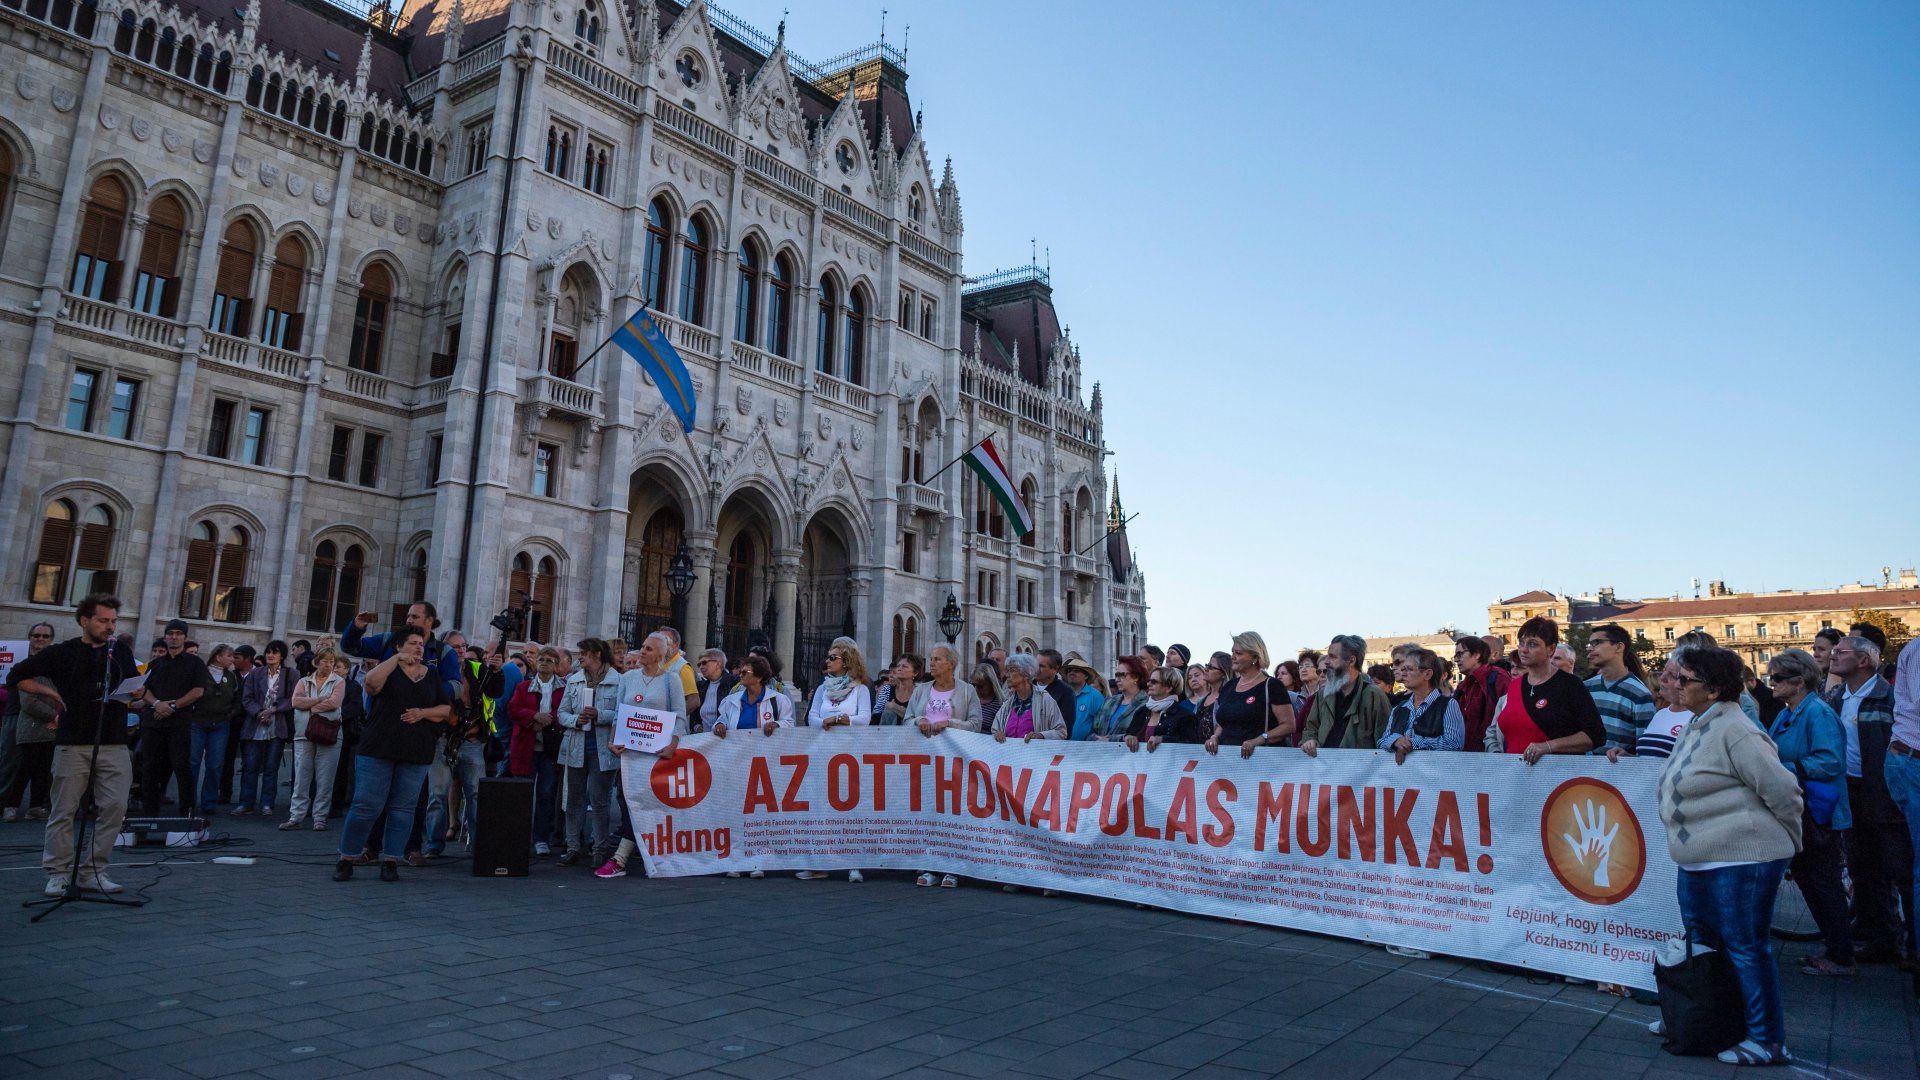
[723,0,1920,654]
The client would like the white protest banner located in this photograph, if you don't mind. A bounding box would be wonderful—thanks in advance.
[616,703,676,754]
[0,641,26,686]
[623,730,1681,988]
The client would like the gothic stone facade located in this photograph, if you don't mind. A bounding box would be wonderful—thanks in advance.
[0,0,1148,679]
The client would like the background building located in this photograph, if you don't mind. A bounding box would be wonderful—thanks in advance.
[1488,569,1919,670]
[0,0,1147,679]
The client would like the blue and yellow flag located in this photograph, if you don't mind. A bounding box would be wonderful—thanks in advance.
[609,309,697,433]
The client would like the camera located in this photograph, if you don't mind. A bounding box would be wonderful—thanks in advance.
[490,591,536,638]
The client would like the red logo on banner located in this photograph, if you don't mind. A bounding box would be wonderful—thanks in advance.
[1539,776,1647,906]
[650,749,712,809]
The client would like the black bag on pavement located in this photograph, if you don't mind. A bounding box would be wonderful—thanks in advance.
[1653,937,1744,1056]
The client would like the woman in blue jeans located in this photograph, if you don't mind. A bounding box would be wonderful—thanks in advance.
[189,645,242,812]
[333,626,452,882]
[237,641,295,815]
[1653,644,1804,1067]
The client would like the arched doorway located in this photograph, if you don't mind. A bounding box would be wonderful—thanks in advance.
[795,509,856,684]
[714,488,780,663]
[622,506,682,645]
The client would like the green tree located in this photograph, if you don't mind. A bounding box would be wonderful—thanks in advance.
[1564,623,1594,678]
[1631,635,1664,676]
[1847,606,1912,662]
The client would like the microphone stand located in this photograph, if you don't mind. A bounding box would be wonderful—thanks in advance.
[24,635,150,921]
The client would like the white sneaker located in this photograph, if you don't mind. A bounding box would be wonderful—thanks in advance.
[847,870,864,883]
[80,873,123,894]
[1647,1018,1666,1036]
[1002,884,1019,893]
[4,807,18,822]
[916,872,935,887]
[535,842,552,857]
[795,870,822,880]
[43,877,66,897]
[726,871,743,878]
[749,870,764,879]
[940,875,958,889]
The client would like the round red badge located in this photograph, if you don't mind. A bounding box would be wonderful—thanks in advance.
[1534,698,1548,710]
[1246,696,1256,705]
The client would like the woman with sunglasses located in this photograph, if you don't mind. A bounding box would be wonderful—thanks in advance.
[809,640,873,731]
[1764,648,1853,976]
[1124,667,1203,751]
[1091,656,1151,741]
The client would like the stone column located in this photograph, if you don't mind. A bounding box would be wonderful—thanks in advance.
[770,548,800,679]
[113,214,149,308]
[683,529,716,654]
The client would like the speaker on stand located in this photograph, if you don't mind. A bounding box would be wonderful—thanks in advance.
[472,777,533,877]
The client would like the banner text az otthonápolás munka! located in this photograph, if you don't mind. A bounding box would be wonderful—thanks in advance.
[623,730,1680,988]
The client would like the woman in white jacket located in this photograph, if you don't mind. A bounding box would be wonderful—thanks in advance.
[809,639,873,730]
[904,644,984,889]
[284,649,346,831]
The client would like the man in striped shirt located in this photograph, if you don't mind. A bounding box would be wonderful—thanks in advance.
[1583,623,1656,753]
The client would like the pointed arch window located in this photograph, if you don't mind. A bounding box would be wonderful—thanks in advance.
[181,522,253,623]
[974,477,1006,539]
[509,553,559,642]
[394,546,429,626]
[678,215,710,326]
[305,539,365,631]
[0,141,14,248]
[574,1,602,56]
[843,287,867,385]
[71,176,130,301]
[724,533,756,626]
[1019,478,1038,548]
[133,194,186,316]
[642,198,671,312]
[907,184,925,228]
[767,253,794,358]
[734,240,761,344]
[33,499,119,606]
[210,219,258,335]
[260,236,306,351]
[815,276,839,375]
[348,263,392,373]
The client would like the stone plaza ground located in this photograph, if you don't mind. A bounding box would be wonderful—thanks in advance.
[0,816,1914,1080]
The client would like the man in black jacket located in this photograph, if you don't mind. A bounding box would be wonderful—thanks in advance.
[6,595,140,897]
[135,619,207,814]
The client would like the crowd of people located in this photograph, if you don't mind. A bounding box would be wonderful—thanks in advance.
[3,595,1916,1066]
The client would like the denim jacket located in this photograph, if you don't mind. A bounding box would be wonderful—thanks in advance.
[557,669,622,771]
[1769,693,1852,831]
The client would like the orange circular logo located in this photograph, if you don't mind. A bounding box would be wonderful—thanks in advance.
[1539,776,1646,905]
[649,749,712,809]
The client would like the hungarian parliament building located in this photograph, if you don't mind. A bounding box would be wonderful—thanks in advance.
[0,0,1149,678]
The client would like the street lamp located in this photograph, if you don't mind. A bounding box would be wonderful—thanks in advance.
[938,591,963,644]
[665,542,696,633]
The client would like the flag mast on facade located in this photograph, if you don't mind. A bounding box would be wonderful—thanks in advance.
[584,307,698,433]
[922,432,1034,535]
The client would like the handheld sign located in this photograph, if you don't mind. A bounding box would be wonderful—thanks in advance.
[617,703,676,753]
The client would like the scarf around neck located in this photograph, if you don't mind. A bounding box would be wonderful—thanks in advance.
[1143,695,1178,715]
[820,674,854,704]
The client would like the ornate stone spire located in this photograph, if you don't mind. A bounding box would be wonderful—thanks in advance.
[355,27,374,93]
[445,0,466,62]
[1108,475,1123,529]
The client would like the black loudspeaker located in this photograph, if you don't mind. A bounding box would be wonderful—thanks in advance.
[472,777,533,877]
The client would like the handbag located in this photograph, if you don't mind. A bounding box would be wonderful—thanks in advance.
[1652,933,1745,1056]
[304,711,341,746]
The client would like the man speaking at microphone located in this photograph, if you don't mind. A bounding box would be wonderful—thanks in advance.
[5,594,140,897]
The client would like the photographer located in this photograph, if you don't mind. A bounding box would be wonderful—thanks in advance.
[340,602,463,703]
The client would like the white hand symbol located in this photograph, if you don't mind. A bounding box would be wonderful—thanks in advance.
[1560,800,1620,888]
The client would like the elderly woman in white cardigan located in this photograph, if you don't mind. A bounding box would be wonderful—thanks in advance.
[904,644,985,889]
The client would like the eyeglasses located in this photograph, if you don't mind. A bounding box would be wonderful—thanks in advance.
[826,653,844,661]
[1678,675,1707,686]
[29,633,53,640]
[1766,675,1796,685]
[1146,679,1166,687]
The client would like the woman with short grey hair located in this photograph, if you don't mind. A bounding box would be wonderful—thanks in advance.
[1765,648,1854,975]
[991,654,1066,742]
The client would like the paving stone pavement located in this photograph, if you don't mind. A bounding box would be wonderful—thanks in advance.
[1,816,1915,1079]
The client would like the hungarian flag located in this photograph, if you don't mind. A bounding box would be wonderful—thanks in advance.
[962,438,1033,535]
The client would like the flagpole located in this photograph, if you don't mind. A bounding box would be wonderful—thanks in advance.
[1076,513,1137,556]
[919,430,996,486]
[567,310,633,382]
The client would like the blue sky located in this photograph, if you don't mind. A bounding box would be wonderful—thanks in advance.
[723,0,1920,653]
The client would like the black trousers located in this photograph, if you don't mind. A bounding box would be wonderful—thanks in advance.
[4,741,53,810]
[1846,778,1916,955]
[1794,815,1854,964]
[141,722,194,813]
[218,715,244,802]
